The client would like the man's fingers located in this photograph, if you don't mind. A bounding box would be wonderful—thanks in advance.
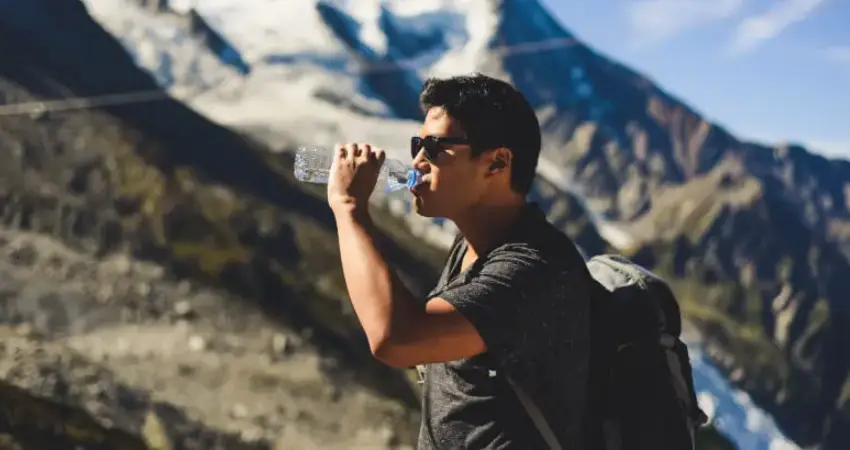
[344,143,358,161]
[357,143,371,160]
[339,142,383,164]
[360,144,384,163]
[362,144,375,162]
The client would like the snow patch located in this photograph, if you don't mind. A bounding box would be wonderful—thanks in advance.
[537,157,636,249]
[684,334,800,450]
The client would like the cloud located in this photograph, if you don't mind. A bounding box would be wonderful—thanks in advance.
[729,0,827,54]
[823,46,850,64]
[624,0,745,45]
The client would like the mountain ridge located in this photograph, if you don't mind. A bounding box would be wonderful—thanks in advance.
[80,0,850,246]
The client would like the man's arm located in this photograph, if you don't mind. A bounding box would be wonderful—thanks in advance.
[334,208,486,367]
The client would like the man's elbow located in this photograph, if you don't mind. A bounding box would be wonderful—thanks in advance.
[369,337,414,368]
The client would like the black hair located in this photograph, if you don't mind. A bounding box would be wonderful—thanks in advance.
[418,73,541,195]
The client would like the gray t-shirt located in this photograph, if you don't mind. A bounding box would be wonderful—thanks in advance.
[417,203,593,450]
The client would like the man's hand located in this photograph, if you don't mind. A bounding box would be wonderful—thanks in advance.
[328,142,386,214]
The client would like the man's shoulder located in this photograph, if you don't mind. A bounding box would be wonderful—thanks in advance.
[499,218,586,270]
[450,204,589,277]
[478,237,589,302]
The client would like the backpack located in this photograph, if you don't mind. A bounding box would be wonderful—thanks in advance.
[508,253,709,450]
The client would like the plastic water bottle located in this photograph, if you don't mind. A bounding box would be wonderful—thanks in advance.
[294,145,420,193]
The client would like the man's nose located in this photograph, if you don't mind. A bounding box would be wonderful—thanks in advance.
[412,148,430,172]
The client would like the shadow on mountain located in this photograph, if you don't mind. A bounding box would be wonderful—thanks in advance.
[315,1,424,122]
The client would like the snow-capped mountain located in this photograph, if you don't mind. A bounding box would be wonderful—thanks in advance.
[75,1,823,449]
[81,0,638,247]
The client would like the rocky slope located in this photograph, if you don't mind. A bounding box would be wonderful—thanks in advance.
[0,3,453,446]
[621,160,850,447]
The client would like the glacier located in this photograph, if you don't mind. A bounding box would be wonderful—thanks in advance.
[76,0,802,448]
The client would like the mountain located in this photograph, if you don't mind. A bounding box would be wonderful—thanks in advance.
[78,0,850,448]
[1,0,843,448]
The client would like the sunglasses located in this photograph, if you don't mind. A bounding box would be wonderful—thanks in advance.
[410,136,469,160]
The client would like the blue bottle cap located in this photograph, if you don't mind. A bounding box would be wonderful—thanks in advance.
[406,168,420,190]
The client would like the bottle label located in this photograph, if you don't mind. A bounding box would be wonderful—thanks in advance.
[406,169,421,190]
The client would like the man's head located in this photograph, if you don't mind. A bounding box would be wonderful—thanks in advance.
[409,73,541,219]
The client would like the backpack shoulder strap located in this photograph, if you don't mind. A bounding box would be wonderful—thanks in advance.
[505,376,563,450]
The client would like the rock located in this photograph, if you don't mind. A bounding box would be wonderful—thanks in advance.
[177,280,192,295]
[136,282,151,298]
[97,285,114,303]
[271,333,289,355]
[142,410,173,450]
[173,300,194,318]
[240,426,264,443]
[14,322,33,337]
[187,335,206,352]
[730,367,746,383]
[112,256,132,276]
[137,263,165,280]
[230,403,248,419]
[0,336,265,449]
[7,243,37,267]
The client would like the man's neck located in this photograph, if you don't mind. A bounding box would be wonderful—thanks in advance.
[452,200,527,259]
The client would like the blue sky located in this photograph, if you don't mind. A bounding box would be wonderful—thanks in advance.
[541,0,850,159]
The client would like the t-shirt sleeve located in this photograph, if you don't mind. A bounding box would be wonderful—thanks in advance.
[436,244,552,365]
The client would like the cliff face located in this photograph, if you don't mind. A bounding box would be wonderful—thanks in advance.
[553,94,850,256]
[611,160,850,447]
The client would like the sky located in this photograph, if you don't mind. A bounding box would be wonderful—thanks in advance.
[541,0,850,160]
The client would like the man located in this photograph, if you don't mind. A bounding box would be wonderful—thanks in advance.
[327,73,595,449]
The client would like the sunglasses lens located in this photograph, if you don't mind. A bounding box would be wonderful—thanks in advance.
[411,137,421,159]
[411,136,464,160]
[411,137,440,160]
[423,141,440,160]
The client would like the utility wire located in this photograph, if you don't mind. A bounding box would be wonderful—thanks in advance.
[0,35,581,117]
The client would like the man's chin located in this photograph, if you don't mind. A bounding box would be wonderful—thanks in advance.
[412,197,438,218]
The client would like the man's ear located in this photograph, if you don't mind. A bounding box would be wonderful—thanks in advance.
[487,147,511,174]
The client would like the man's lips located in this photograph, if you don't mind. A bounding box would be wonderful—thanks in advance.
[409,175,431,195]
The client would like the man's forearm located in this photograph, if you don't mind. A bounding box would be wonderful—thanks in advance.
[333,207,423,355]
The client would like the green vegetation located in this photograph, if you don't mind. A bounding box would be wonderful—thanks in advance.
[696,426,737,450]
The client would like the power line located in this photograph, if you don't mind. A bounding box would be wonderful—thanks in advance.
[0,35,582,117]
[351,36,580,74]
[0,89,168,116]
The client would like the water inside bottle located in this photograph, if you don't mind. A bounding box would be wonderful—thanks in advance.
[293,145,421,193]
[294,147,333,183]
